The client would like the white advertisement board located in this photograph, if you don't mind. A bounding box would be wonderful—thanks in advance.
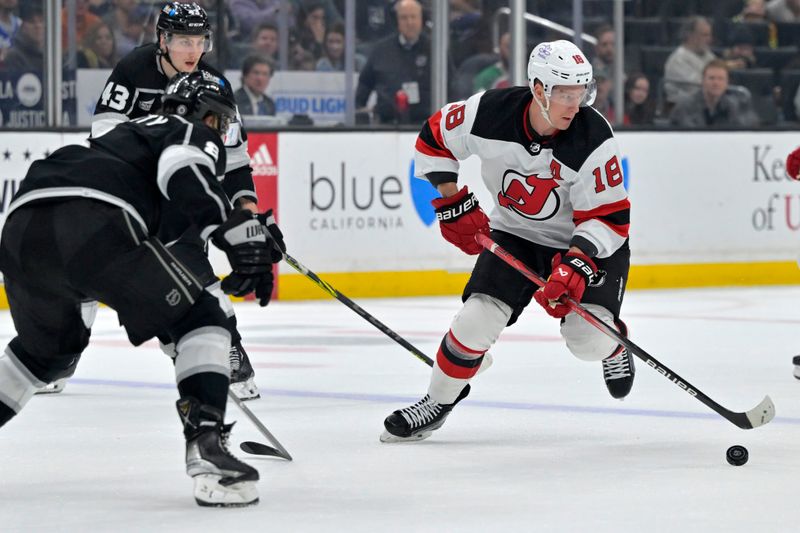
[617,131,800,264]
[277,131,488,274]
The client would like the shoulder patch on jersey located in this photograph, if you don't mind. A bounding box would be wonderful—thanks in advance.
[471,87,532,147]
[550,107,614,172]
[203,141,220,162]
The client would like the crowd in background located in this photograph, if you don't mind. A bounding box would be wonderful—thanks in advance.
[2,0,800,128]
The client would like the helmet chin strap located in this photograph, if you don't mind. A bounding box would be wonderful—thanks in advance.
[532,89,555,129]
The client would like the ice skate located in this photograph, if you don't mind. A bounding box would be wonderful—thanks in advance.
[380,384,470,443]
[793,355,800,380]
[229,342,260,401]
[35,377,69,394]
[602,322,635,399]
[177,398,259,507]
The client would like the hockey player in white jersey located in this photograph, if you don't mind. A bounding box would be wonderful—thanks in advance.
[381,40,635,442]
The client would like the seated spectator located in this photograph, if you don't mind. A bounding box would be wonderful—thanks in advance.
[250,22,279,64]
[316,22,365,71]
[623,73,656,125]
[592,71,615,122]
[669,59,759,127]
[723,25,757,69]
[61,0,102,51]
[230,0,282,43]
[664,16,717,106]
[766,0,800,22]
[355,0,435,125]
[591,24,616,80]
[734,0,778,48]
[77,20,118,68]
[103,0,146,57]
[473,31,509,92]
[4,3,44,72]
[234,54,276,116]
[295,1,326,62]
[0,0,21,64]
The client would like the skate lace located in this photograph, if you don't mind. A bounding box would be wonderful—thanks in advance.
[219,422,237,458]
[229,346,241,372]
[603,351,631,380]
[399,395,442,429]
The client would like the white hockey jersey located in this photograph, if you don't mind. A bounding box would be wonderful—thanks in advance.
[415,87,629,258]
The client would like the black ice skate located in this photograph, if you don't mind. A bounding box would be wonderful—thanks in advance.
[229,342,260,401]
[380,384,471,443]
[793,355,800,380]
[602,321,635,399]
[177,397,259,507]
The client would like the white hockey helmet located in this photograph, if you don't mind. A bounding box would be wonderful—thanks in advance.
[527,40,596,106]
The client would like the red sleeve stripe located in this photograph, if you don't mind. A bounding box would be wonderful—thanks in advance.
[415,136,456,160]
[573,198,631,237]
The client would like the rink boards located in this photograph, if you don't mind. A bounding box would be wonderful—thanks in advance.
[1,129,800,307]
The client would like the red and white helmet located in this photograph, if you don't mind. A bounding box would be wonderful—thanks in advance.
[527,40,596,106]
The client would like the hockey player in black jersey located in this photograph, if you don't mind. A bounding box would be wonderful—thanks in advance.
[381,40,635,443]
[0,72,281,507]
[45,2,263,400]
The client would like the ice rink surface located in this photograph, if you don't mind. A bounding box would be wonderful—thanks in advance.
[1,286,798,532]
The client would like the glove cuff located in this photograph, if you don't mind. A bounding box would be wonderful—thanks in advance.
[432,187,480,222]
[563,252,597,283]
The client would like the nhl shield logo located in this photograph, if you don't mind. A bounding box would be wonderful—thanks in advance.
[529,142,541,155]
[165,289,181,307]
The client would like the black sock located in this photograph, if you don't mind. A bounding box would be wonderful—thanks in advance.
[178,372,229,413]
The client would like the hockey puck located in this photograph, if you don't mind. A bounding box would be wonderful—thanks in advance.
[726,445,748,466]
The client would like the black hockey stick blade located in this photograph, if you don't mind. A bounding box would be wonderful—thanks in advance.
[240,440,286,458]
[476,233,776,430]
[228,391,293,460]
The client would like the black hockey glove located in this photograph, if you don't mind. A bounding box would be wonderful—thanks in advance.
[211,209,275,306]
[256,209,286,262]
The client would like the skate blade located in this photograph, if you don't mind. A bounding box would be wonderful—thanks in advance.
[229,380,261,402]
[193,475,259,507]
[35,379,68,395]
[379,429,432,443]
[794,366,800,380]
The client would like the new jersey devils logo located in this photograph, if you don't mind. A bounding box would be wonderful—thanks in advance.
[497,170,561,220]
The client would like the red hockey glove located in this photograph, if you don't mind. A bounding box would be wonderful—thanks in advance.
[787,146,800,180]
[431,186,490,255]
[533,251,597,318]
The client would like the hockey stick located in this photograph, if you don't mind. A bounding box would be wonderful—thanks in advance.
[281,251,495,375]
[475,233,775,430]
[228,390,293,460]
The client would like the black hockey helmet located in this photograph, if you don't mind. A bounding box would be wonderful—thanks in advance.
[161,71,236,135]
[157,2,210,36]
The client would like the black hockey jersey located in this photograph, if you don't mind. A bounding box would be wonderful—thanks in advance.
[92,43,255,205]
[9,115,230,241]
[416,87,630,258]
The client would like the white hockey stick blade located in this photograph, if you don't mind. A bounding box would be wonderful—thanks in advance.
[745,395,775,429]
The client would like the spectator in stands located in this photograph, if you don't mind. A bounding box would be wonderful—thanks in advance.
[766,0,800,22]
[592,71,615,122]
[316,22,365,71]
[0,0,21,64]
[249,22,279,65]
[88,0,112,17]
[723,25,757,70]
[355,0,433,124]
[664,16,716,107]
[103,0,147,57]
[230,0,282,43]
[77,20,118,68]
[3,4,44,72]
[734,0,778,48]
[591,24,616,80]
[624,73,656,125]
[669,59,759,127]
[234,54,276,116]
[473,31,509,92]
[295,1,326,62]
[61,0,102,49]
